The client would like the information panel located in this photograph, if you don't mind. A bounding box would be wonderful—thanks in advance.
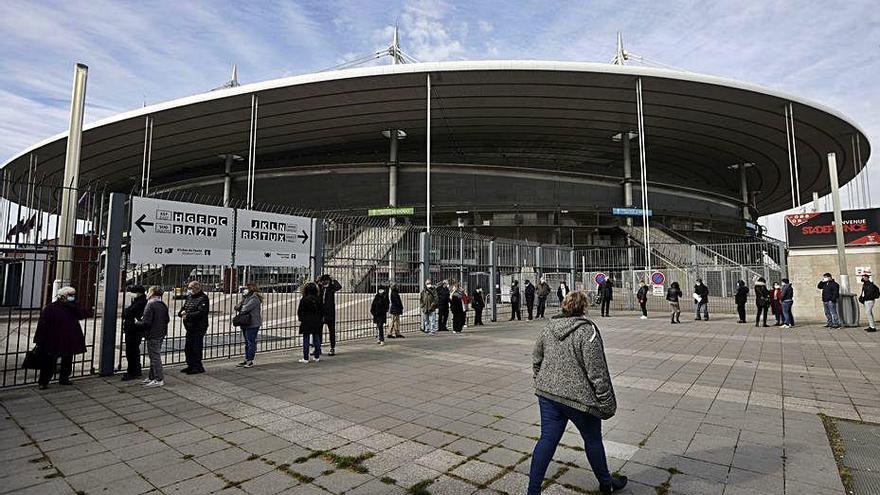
[235,210,312,267]
[130,197,234,265]
[785,208,880,248]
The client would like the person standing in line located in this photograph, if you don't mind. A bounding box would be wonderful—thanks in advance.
[136,286,169,388]
[370,285,390,345]
[636,280,649,320]
[666,282,682,324]
[599,279,613,317]
[693,278,709,321]
[33,287,93,390]
[510,280,522,321]
[528,291,628,495]
[234,283,263,368]
[754,277,770,328]
[178,281,209,375]
[318,275,342,355]
[472,287,485,326]
[817,273,841,329]
[298,282,323,363]
[770,281,783,326]
[536,278,551,318]
[780,278,795,328]
[524,280,536,320]
[419,279,439,335]
[557,281,570,306]
[388,284,405,338]
[121,285,148,381]
[450,280,466,333]
[462,290,470,328]
[734,280,749,323]
[437,280,451,331]
[859,274,878,332]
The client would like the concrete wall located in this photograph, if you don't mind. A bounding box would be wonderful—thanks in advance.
[788,246,880,323]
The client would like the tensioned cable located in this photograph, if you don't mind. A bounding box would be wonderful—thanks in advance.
[784,105,796,209]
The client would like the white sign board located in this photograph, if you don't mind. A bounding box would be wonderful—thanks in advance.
[235,210,312,267]
[652,284,665,296]
[856,266,872,277]
[130,197,234,265]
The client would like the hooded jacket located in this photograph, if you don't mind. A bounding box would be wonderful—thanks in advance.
[371,290,389,324]
[532,316,616,419]
[235,292,263,328]
[735,282,749,305]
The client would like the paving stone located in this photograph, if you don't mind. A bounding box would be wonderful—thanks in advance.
[450,459,504,485]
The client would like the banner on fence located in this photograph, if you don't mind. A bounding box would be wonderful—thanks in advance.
[130,197,234,265]
[785,208,880,248]
[235,210,312,267]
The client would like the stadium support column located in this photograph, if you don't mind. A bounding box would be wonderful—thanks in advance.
[489,240,497,322]
[389,130,399,208]
[623,133,634,224]
[223,154,234,207]
[55,63,88,294]
[827,153,849,293]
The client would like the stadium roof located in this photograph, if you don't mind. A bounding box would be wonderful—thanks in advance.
[0,60,870,215]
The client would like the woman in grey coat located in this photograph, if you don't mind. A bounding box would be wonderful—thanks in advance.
[529,291,627,494]
[135,286,170,388]
[235,283,263,368]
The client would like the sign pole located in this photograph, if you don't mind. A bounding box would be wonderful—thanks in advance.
[827,153,849,292]
[99,193,125,376]
[426,74,431,233]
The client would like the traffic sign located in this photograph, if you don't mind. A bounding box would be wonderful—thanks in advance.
[612,207,653,217]
[236,210,312,267]
[594,272,607,285]
[130,197,233,265]
[650,271,666,285]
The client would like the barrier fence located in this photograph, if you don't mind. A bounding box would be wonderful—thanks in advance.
[0,180,787,387]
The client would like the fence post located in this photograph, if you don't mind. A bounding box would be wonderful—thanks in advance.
[568,249,576,290]
[778,243,788,279]
[99,192,125,376]
[489,241,497,322]
[419,231,431,289]
[310,218,324,280]
[535,246,543,280]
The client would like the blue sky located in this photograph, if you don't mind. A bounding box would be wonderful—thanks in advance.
[1,0,878,236]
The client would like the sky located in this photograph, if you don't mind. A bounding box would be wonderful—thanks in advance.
[1,0,878,238]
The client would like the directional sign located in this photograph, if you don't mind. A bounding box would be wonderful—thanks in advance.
[650,271,666,285]
[594,272,607,285]
[368,207,415,216]
[130,197,233,265]
[235,210,312,267]
[612,207,653,217]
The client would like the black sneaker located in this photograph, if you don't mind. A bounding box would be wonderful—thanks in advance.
[599,474,628,494]
[397,334,406,338]
[867,327,877,332]
[329,348,336,356]
[180,367,192,373]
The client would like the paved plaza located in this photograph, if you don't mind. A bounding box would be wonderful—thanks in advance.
[2,311,877,495]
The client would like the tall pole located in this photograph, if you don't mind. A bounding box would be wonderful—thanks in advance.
[635,77,651,271]
[739,163,749,220]
[827,153,849,292]
[55,63,88,293]
[426,73,431,233]
[223,154,234,207]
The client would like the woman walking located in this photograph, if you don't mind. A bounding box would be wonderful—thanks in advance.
[33,287,93,389]
[666,282,682,324]
[529,291,627,495]
[371,285,390,345]
[388,285,405,338]
[235,283,263,368]
[136,286,170,388]
[754,277,770,327]
[298,282,323,363]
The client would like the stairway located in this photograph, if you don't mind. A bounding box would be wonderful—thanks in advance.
[322,226,407,291]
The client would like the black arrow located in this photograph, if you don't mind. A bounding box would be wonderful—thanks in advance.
[134,214,154,233]
[298,229,309,244]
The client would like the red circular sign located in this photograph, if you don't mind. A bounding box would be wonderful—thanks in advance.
[651,271,665,285]
[594,272,607,285]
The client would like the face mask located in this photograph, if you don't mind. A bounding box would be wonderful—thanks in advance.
[186,289,193,295]
[426,284,432,288]
[379,290,385,294]
[66,296,76,302]
[823,277,830,282]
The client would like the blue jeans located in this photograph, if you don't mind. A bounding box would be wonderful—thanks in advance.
[823,301,840,326]
[528,396,611,494]
[695,300,708,318]
[303,333,322,360]
[421,311,437,333]
[782,300,794,326]
[242,326,259,361]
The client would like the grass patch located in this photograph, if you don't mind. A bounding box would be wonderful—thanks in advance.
[655,480,671,495]
[277,463,314,483]
[819,413,853,494]
[43,471,63,479]
[293,450,324,464]
[407,480,433,495]
[321,469,335,476]
[29,456,48,464]
[666,467,682,475]
[246,454,259,461]
[223,480,241,489]
[320,451,375,473]
[380,476,397,484]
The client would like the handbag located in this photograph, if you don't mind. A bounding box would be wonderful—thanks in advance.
[232,312,251,327]
[22,345,42,370]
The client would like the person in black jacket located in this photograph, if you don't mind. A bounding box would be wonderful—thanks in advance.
[371,286,390,345]
[450,280,465,333]
[509,280,522,321]
[34,287,93,389]
[318,275,343,355]
[472,287,485,326]
[754,277,771,327]
[298,282,323,363]
[694,279,709,320]
[437,280,451,331]
[817,273,841,328]
[524,280,536,320]
[388,284,405,338]
[859,274,878,332]
[636,281,649,319]
[734,280,749,323]
[780,278,795,328]
[599,279,613,317]
[121,285,148,381]
[666,282,682,324]
[178,281,209,374]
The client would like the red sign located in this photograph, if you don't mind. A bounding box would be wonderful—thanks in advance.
[650,271,665,285]
[594,272,607,285]
[785,208,880,248]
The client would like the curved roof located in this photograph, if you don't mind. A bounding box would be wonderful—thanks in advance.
[1,60,870,215]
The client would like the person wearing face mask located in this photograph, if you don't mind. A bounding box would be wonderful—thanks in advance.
[859,274,878,332]
[388,284,405,338]
[121,285,148,381]
[419,279,439,334]
[734,280,749,324]
[178,281,210,374]
[449,279,466,333]
[317,275,343,355]
[472,287,485,325]
[753,277,770,327]
[509,280,522,321]
[817,273,841,329]
[234,283,263,368]
[33,287,92,389]
[524,280,536,320]
[437,280,451,332]
[780,278,795,328]
[371,285,390,345]
[135,286,170,387]
[770,281,783,326]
